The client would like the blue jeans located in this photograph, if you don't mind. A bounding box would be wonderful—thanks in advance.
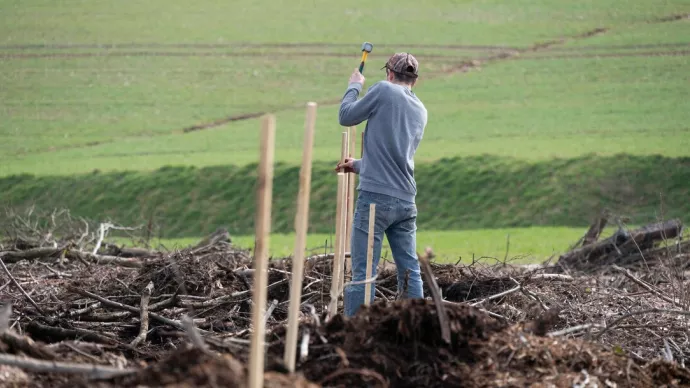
[344,190,423,317]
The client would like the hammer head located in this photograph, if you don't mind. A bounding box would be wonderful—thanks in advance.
[361,42,373,53]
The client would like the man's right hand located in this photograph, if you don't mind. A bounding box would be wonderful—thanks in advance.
[335,157,357,174]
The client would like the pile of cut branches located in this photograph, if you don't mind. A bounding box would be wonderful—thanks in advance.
[1,209,690,387]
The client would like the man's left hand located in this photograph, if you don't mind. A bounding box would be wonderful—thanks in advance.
[335,157,357,174]
[349,68,365,86]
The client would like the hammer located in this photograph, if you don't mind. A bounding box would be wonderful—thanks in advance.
[359,42,373,74]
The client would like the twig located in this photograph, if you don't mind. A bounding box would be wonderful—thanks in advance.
[0,257,45,316]
[529,274,573,281]
[471,284,521,306]
[547,323,603,337]
[594,308,690,340]
[300,331,310,362]
[130,281,153,347]
[477,308,508,321]
[181,314,209,352]
[92,222,140,255]
[0,353,136,379]
[182,278,288,308]
[264,299,278,326]
[612,265,681,307]
[63,342,102,363]
[503,234,510,263]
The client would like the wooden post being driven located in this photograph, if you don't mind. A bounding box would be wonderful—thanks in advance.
[328,171,348,318]
[364,203,376,305]
[248,114,276,388]
[345,126,356,282]
[333,132,349,302]
[283,102,317,372]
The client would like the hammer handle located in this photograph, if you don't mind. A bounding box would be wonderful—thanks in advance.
[359,52,369,74]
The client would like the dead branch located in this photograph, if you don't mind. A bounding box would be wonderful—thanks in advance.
[1,330,58,360]
[67,286,188,331]
[0,257,46,316]
[529,274,573,281]
[65,251,142,268]
[547,323,603,337]
[0,353,136,379]
[419,254,450,344]
[130,281,153,347]
[26,322,117,345]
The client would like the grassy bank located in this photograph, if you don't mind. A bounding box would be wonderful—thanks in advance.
[2,154,687,238]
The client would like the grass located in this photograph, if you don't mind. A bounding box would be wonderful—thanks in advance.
[3,155,688,239]
[1,0,689,261]
[2,52,689,176]
[2,0,687,46]
[1,5,689,176]
[136,227,593,263]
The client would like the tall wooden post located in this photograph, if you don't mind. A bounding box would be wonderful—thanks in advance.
[345,126,356,282]
[283,102,317,372]
[248,114,275,388]
[364,203,376,305]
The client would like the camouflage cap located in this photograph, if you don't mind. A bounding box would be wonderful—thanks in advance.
[382,52,419,78]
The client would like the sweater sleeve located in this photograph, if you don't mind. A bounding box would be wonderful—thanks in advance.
[352,158,362,174]
[338,82,381,127]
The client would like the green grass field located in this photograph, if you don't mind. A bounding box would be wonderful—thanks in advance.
[138,227,597,263]
[1,0,689,259]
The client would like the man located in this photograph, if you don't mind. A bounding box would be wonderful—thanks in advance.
[335,52,428,317]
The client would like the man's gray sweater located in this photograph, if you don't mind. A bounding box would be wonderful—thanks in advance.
[339,80,427,203]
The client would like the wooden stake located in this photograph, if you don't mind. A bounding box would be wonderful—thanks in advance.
[248,114,275,388]
[328,172,347,318]
[283,102,317,372]
[364,203,375,305]
[345,126,356,281]
[333,132,349,298]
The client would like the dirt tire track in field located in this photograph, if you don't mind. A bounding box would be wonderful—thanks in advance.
[0,42,520,51]
[6,12,689,157]
[518,49,690,60]
[656,13,690,22]
[0,51,495,61]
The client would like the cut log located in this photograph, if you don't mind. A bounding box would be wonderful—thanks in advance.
[582,211,608,246]
[65,251,142,268]
[556,219,683,271]
[193,227,232,249]
[1,247,62,264]
[100,243,156,258]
